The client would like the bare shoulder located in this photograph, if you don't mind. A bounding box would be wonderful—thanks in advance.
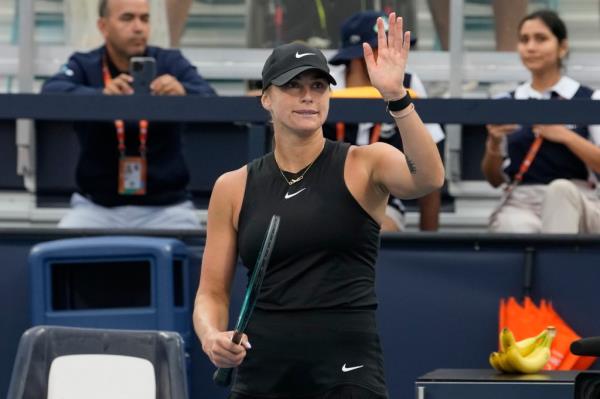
[213,165,247,195]
[348,142,404,164]
[209,165,248,222]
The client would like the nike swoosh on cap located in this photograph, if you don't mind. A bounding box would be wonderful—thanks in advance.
[295,51,315,58]
[284,187,307,199]
[341,364,364,372]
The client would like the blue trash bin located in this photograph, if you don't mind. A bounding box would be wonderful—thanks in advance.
[29,236,191,344]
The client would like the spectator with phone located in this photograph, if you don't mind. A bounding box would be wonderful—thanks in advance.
[42,0,216,229]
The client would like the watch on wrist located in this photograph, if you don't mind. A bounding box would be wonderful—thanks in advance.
[386,91,412,112]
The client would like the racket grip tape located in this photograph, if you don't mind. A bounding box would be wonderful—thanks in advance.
[213,330,244,387]
[213,367,233,387]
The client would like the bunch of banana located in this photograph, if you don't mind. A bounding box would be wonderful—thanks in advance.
[489,326,556,374]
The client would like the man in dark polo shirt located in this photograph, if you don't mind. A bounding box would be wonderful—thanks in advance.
[42,0,216,229]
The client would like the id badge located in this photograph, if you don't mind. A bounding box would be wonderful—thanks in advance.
[118,156,147,195]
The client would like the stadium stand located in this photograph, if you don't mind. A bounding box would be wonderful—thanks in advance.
[2,3,600,399]
[2,0,600,231]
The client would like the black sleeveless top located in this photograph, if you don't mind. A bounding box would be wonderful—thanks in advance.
[237,139,381,311]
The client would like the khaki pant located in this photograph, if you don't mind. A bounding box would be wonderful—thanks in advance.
[489,179,600,234]
[58,193,201,230]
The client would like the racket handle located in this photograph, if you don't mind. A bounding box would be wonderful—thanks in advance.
[213,330,243,387]
[213,367,233,387]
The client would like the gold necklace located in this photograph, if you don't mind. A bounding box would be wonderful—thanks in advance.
[275,139,325,186]
[278,158,317,186]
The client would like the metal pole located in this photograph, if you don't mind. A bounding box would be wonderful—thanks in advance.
[522,246,535,299]
[448,0,464,98]
[18,0,35,93]
[445,0,465,184]
[16,0,36,192]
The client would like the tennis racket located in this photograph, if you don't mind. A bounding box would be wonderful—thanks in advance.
[213,214,281,387]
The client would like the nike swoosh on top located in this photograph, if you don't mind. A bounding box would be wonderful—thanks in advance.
[341,364,364,373]
[284,187,307,199]
[295,51,315,58]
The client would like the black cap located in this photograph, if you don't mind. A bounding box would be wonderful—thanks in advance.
[329,11,417,66]
[262,42,337,90]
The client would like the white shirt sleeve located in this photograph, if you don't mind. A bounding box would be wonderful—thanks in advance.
[409,72,445,143]
[589,90,600,145]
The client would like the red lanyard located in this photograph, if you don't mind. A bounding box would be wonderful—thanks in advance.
[513,136,544,183]
[335,122,381,144]
[512,92,563,183]
[102,55,148,158]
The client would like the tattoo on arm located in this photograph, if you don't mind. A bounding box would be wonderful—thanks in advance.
[406,156,417,174]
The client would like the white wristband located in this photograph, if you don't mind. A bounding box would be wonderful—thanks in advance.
[388,103,415,119]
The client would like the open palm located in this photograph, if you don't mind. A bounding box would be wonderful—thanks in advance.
[363,12,410,101]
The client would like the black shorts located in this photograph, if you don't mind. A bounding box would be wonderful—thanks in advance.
[229,384,386,399]
[230,308,388,399]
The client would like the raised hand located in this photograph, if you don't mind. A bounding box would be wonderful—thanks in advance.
[363,12,410,101]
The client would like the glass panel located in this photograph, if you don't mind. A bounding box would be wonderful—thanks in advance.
[13,0,600,95]
[35,0,65,45]
[0,0,15,44]
[451,0,600,97]
[557,0,600,53]
[0,0,15,91]
[182,0,245,47]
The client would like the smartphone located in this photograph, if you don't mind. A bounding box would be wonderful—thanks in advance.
[129,56,156,95]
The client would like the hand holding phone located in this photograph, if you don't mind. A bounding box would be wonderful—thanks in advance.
[150,74,186,96]
[129,56,156,95]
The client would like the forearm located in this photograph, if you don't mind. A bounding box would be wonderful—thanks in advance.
[42,79,101,94]
[481,137,505,187]
[176,65,216,95]
[563,131,600,173]
[167,50,217,96]
[181,79,216,96]
[418,190,441,231]
[193,292,230,349]
[394,107,445,194]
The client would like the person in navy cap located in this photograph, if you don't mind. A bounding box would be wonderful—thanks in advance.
[194,12,444,398]
[327,10,445,232]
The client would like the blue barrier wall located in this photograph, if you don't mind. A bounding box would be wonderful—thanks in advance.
[1,230,600,399]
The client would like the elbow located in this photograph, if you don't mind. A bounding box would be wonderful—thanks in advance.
[424,164,445,193]
[40,83,57,93]
[482,171,503,188]
[424,177,444,195]
[417,172,445,197]
[486,176,503,188]
[427,165,445,191]
[481,166,504,188]
[433,168,445,190]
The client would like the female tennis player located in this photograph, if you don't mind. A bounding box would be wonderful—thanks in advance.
[193,13,444,398]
